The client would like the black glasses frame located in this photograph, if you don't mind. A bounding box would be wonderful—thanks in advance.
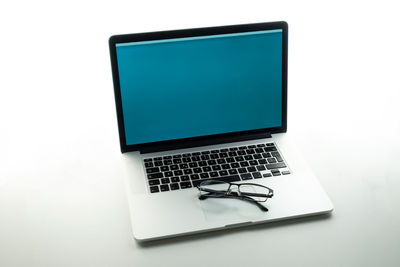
[197,180,274,212]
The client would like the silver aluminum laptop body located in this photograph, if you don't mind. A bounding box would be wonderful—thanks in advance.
[109,22,333,241]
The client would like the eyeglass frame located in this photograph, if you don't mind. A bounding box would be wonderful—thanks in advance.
[197,180,274,212]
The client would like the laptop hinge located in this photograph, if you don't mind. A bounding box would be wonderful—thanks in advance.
[139,132,272,154]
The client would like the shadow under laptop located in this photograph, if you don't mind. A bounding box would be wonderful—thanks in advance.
[135,213,332,248]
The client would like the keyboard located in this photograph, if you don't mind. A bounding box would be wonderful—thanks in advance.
[143,142,290,193]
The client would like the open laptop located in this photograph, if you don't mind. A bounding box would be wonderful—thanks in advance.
[109,21,333,241]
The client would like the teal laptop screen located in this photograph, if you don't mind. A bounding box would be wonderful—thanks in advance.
[116,29,282,145]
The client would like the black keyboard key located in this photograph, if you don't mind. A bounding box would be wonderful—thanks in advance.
[213,174,240,183]
[160,166,169,172]
[198,161,207,167]
[144,158,153,162]
[217,159,226,164]
[266,143,274,146]
[267,158,277,164]
[202,166,212,172]
[150,186,159,193]
[190,174,200,180]
[264,147,277,152]
[201,155,210,160]
[146,167,160,174]
[246,149,255,154]
[241,173,252,180]
[211,149,219,153]
[154,157,162,161]
[201,151,210,154]
[210,171,219,177]
[231,162,240,168]
[255,148,264,153]
[219,152,228,158]
[171,177,180,183]
[221,164,230,170]
[235,156,244,162]
[248,145,256,149]
[226,157,235,163]
[239,146,247,150]
[148,172,163,179]
[163,156,172,159]
[170,183,179,190]
[192,152,200,156]
[149,179,160,186]
[193,168,202,173]
[207,160,217,165]
[263,173,272,177]
[189,162,198,168]
[182,153,191,157]
[154,161,163,167]
[191,156,200,161]
[240,161,249,167]
[170,164,179,170]
[256,165,266,171]
[249,160,258,166]
[164,159,173,165]
[219,170,228,176]
[179,163,189,169]
[161,178,170,184]
[272,171,281,176]
[184,169,193,175]
[200,173,209,179]
[180,182,192,189]
[271,151,283,162]
[192,180,203,187]
[257,144,265,147]
[173,170,183,176]
[247,166,257,172]
[282,171,291,175]
[210,154,219,159]
[258,159,267,164]
[145,162,153,168]
[228,151,237,157]
[220,148,229,152]
[266,162,286,170]
[182,157,191,163]
[180,175,190,181]
[173,154,182,158]
[253,154,262,159]
[262,152,272,158]
[237,150,246,155]
[252,172,262,179]
[164,171,173,177]
[212,165,221,171]
[238,168,247,174]
[244,155,253,160]
[173,158,182,164]
[228,169,238,175]
[229,147,238,151]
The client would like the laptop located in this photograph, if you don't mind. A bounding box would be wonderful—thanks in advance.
[109,21,333,241]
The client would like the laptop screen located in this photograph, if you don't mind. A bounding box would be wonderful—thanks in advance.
[116,29,283,146]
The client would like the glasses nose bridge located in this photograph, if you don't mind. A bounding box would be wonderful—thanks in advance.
[227,183,239,193]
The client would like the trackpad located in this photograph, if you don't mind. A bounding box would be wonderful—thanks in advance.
[199,197,266,222]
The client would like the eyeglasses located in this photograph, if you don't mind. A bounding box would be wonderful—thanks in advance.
[197,180,274,212]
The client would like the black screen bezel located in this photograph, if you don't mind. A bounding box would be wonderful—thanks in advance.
[109,21,288,153]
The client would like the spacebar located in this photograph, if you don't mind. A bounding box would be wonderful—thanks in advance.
[192,175,240,187]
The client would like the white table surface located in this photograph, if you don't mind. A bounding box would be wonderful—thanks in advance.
[1,1,400,266]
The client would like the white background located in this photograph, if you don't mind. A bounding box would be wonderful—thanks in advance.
[1,0,400,266]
